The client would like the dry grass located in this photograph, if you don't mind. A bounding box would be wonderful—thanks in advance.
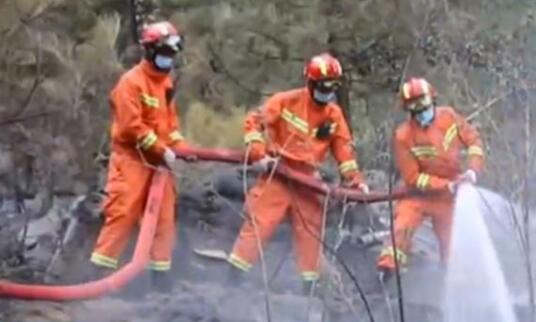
[183,102,246,149]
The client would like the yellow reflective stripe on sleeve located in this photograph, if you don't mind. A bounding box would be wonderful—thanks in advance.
[169,130,184,142]
[227,253,252,272]
[140,93,159,108]
[139,131,158,150]
[149,260,171,271]
[443,123,458,150]
[402,83,411,100]
[380,246,408,265]
[281,108,309,134]
[339,160,358,174]
[301,271,319,281]
[468,145,484,156]
[244,131,265,144]
[410,146,438,158]
[416,173,430,190]
[90,252,118,269]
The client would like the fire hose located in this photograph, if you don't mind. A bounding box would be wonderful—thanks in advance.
[0,147,414,301]
[174,146,412,202]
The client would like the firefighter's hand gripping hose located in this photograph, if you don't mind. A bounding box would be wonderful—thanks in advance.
[0,146,414,301]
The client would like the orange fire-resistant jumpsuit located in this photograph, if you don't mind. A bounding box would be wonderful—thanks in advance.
[377,106,485,271]
[91,59,187,272]
[228,88,365,281]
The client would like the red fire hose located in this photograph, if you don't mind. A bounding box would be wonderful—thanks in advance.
[0,147,412,301]
[174,146,412,202]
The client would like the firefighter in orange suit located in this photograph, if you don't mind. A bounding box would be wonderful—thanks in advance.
[377,78,485,282]
[90,21,192,292]
[227,53,370,293]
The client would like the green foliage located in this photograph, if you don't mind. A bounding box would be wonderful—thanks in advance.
[1,0,536,199]
[183,102,246,148]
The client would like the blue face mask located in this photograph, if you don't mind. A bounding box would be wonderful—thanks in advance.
[414,106,435,127]
[154,54,174,71]
[313,90,336,104]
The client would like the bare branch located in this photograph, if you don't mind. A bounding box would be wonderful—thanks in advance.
[207,43,272,97]
[10,30,43,119]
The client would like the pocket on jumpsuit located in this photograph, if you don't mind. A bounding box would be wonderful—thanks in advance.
[102,154,127,217]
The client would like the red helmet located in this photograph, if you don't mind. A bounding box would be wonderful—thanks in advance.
[140,21,183,52]
[304,53,343,81]
[400,78,437,111]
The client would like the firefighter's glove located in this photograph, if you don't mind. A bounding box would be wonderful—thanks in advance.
[315,121,335,140]
[344,176,370,194]
[358,183,370,194]
[459,169,477,184]
[182,154,198,163]
[163,147,178,169]
[449,169,477,195]
[447,181,458,195]
[256,156,278,173]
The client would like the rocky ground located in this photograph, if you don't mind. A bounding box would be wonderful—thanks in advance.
[0,165,533,322]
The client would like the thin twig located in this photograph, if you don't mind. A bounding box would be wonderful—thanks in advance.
[11,30,43,119]
[207,43,272,97]
[520,81,535,320]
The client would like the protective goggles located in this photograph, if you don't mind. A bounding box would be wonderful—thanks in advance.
[158,35,183,52]
[404,94,433,112]
[314,79,341,92]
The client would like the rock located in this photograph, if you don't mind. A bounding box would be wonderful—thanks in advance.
[20,195,75,249]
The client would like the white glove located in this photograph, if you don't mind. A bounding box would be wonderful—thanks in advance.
[448,169,477,195]
[163,147,177,169]
[448,181,457,195]
[358,183,370,194]
[256,156,278,172]
[460,169,477,184]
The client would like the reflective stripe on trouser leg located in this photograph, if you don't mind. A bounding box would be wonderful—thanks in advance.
[379,246,408,265]
[230,176,292,272]
[150,172,176,271]
[289,183,323,281]
[227,253,252,272]
[301,271,320,282]
[92,155,152,267]
[149,260,171,271]
[90,252,119,269]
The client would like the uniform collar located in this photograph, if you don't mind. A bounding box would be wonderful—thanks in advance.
[139,59,171,82]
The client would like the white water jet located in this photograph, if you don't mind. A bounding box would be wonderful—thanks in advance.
[444,183,518,322]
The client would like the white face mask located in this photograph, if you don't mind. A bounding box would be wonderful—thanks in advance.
[415,106,435,127]
[154,54,174,71]
[313,89,336,104]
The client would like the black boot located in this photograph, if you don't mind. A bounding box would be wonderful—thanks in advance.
[378,267,394,285]
[226,265,247,287]
[302,280,318,296]
[151,271,174,294]
[87,264,115,281]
